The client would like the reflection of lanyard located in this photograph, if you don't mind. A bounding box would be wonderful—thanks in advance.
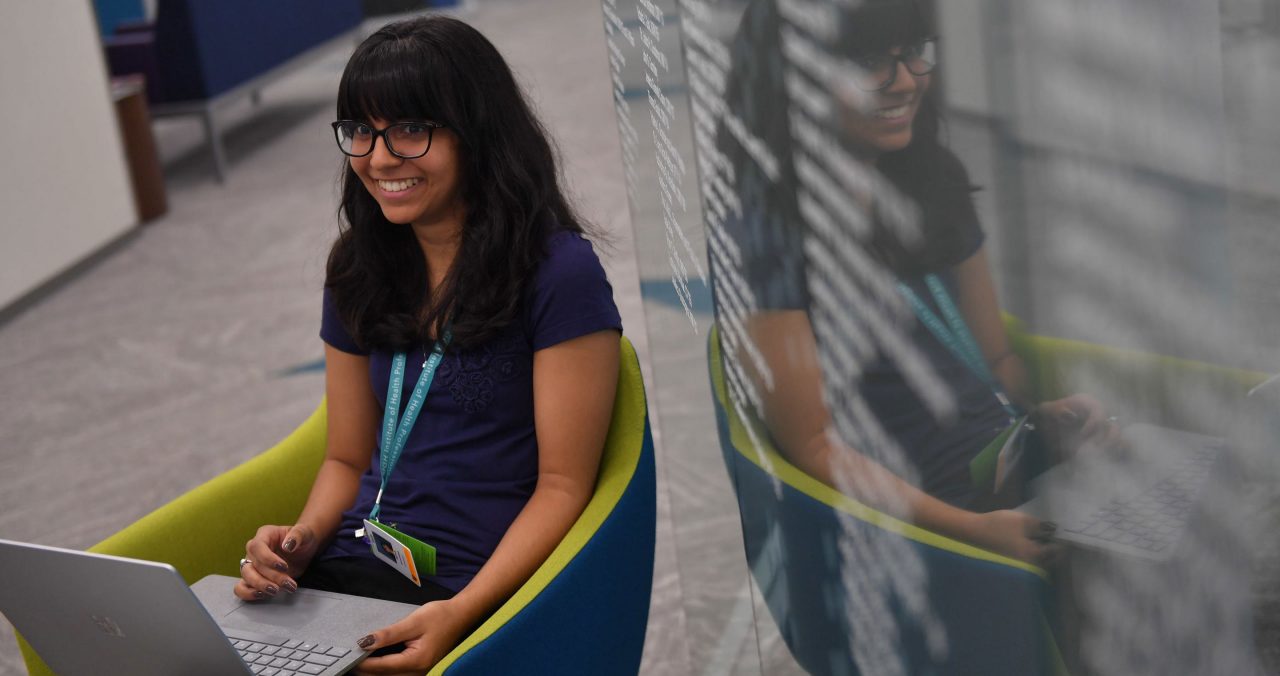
[898,275,1019,421]
[369,329,452,523]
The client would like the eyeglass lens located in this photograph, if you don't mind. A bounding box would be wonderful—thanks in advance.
[334,122,436,158]
[855,40,938,91]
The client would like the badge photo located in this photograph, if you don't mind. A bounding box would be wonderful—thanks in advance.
[364,519,421,586]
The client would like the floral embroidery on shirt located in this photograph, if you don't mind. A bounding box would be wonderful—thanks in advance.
[491,355,521,382]
[449,371,495,413]
[438,330,527,412]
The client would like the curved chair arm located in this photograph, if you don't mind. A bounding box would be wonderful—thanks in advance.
[1005,315,1265,435]
[18,405,327,675]
[89,404,328,580]
[431,337,654,675]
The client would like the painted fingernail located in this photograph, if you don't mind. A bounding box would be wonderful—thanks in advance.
[357,635,375,649]
[282,538,296,552]
[265,585,279,596]
[254,590,266,599]
[274,561,288,572]
[283,580,298,594]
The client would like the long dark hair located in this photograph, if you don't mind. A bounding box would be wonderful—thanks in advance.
[327,16,587,351]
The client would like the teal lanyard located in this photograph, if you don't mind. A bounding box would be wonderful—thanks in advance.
[369,329,452,523]
[897,274,1019,421]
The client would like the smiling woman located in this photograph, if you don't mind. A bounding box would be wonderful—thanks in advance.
[332,118,464,233]
[841,36,938,155]
[232,15,624,674]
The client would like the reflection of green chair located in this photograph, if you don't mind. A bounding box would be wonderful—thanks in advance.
[710,321,1266,676]
[1007,316,1265,437]
[710,326,1056,676]
[18,337,655,676]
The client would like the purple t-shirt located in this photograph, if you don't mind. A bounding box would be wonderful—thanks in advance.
[317,231,622,592]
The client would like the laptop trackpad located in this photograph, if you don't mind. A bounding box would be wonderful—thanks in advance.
[224,588,343,629]
[193,574,421,648]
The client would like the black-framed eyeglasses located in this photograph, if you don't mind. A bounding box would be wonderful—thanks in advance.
[852,38,939,92]
[331,120,447,159]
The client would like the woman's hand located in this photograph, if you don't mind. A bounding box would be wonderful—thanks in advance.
[233,524,319,601]
[353,600,471,675]
[967,509,1059,565]
[1034,394,1123,461]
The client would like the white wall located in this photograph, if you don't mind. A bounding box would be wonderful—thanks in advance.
[0,1,137,310]
[937,0,992,116]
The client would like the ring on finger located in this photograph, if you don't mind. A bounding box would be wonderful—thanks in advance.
[239,557,252,569]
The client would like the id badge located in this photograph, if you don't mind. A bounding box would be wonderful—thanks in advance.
[362,519,437,586]
[994,418,1032,492]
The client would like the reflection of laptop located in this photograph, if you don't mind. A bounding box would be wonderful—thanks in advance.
[1020,424,1227,560]
[0,539,419,675]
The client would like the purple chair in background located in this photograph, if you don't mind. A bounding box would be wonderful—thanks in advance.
[103,0,363,182]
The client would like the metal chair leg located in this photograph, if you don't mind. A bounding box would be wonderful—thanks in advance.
[202,108,228,183]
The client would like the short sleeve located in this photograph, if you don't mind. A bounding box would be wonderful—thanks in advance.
[526,232,623,351]
[321,287,369,355]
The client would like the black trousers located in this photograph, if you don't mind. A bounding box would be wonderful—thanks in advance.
[298,555,454,606]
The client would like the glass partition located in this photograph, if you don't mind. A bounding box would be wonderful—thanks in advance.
[598,0,770,671]
[598,0,1280,672]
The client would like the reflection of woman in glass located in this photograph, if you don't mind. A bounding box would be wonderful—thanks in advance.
[722,0,1115,563]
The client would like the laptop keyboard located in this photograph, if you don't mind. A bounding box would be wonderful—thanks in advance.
[228,633,352,675]
[1064,445,1219,555]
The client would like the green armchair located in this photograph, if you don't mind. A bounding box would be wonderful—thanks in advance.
[18,336,655,676]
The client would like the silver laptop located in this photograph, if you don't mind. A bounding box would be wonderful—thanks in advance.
[0,539,420,675]
[1020,423,1228,560]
